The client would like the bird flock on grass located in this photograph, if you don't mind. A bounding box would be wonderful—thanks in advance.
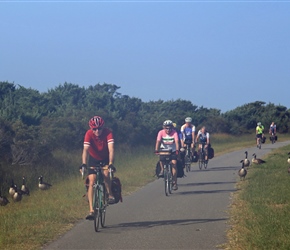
[239,151,290,180]
[238,151,267,181]
[0,175,52,206]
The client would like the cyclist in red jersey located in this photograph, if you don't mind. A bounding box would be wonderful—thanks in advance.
[80,116,116,220]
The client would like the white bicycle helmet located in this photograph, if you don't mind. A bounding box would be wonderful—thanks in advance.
[185,117,192,123]
[257,122,261,126]
[163,120,173,126]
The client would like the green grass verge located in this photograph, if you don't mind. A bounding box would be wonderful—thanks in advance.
[0,133,290,250]
[225,144,290,250]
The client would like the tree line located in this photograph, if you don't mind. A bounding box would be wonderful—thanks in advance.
[1,81,290,167]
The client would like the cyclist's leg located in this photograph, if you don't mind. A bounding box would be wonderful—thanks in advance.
[171,158,177,186]
[87,170,97,214]
[256,134,260,146]
[204,146,208,161]
[102,167,115,203]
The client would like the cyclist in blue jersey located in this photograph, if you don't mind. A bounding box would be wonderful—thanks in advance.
[180,117,196,158]
[196,126,210,163]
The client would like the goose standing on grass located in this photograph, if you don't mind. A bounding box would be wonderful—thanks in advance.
[287,153,290,174]
[252,153,266,164]
[238,160,247,180]
[0,190,9,206]
[12,185,23,202]
[21,176,30,195]
[243,151,251,167]
[9,179,16,197]
[38,176,52,190]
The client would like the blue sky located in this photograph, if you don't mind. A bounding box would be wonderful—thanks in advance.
[1,1,289,112]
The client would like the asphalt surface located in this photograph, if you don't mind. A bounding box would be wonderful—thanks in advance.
[43,140,290,250]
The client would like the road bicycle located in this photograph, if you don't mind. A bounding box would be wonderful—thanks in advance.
[158,150,173,196]
[184,141,192,172]
[270,133,276,144]
[198,142,208,170]
[82,163,113,232]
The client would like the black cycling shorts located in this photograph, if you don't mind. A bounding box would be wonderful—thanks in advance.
[256,134,263,139]
[88,156,108,175]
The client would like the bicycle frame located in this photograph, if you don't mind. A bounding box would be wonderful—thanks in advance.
[270,133,276,144]
[159,150,173,196]
[92,165,110,232]
[184,142,191,172]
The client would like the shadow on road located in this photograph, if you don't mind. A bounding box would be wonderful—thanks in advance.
[107,218,227,231]
[178,181,236,187]
[190,166,239,172]
[175,189,237,196]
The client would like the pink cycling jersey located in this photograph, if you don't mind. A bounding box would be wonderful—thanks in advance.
[156,129,178,152]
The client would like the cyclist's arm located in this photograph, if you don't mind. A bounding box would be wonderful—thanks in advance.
[82,145,89,165]
[108,142,114,165]
[192,130,195,144]
[206,134,210,147]
[174,132,179,151]
[155,140,161,152]
[195,134,200,144]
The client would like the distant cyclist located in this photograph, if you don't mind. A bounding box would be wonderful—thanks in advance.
[256,122,264,147]
[269,121,277,137]
[180,117,196,159]
[196,126,210,163]
[155,120,180,190]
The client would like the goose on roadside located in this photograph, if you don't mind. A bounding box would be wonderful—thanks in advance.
[12,185,23,202]
[21,176,30,195]
[252,153,266,164]
[287,152,290,164]
[9,179,16,197]
[243,151,251,167]
[0,190,9,206]
[238,160,247,180]
[38,176,52,190]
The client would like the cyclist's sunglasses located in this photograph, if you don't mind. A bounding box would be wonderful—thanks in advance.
[92,127,103,131]
[164,127,172,130]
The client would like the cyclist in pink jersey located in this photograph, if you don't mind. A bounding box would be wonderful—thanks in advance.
[155,120,180,190]
[80,116,116,220]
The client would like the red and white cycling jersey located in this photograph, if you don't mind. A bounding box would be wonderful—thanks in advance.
[156,129,178,152]
[84,128,114,161]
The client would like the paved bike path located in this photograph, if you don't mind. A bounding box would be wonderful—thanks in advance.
[44,140,290,250]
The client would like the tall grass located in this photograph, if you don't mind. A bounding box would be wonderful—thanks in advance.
[0,133,290,250]
[226,145,290,250]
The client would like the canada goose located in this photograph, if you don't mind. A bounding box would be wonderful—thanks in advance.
[252,153,266,164]
[12,185,23,202]
[238,160,247,180]
[21,176,30,195]
[243,151,251,167]
[38,176,52,190]
[0,190,9,206]
[9,179,16,197]
[287,152,290,164]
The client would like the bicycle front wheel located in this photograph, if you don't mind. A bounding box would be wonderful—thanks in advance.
[168,170,173,194]
[164,168,169,196]
[93,189,100,232]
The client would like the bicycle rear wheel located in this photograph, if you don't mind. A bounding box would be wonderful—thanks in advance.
[198,152,203,170]
[93,189,100,232]
[100,184,106,228]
